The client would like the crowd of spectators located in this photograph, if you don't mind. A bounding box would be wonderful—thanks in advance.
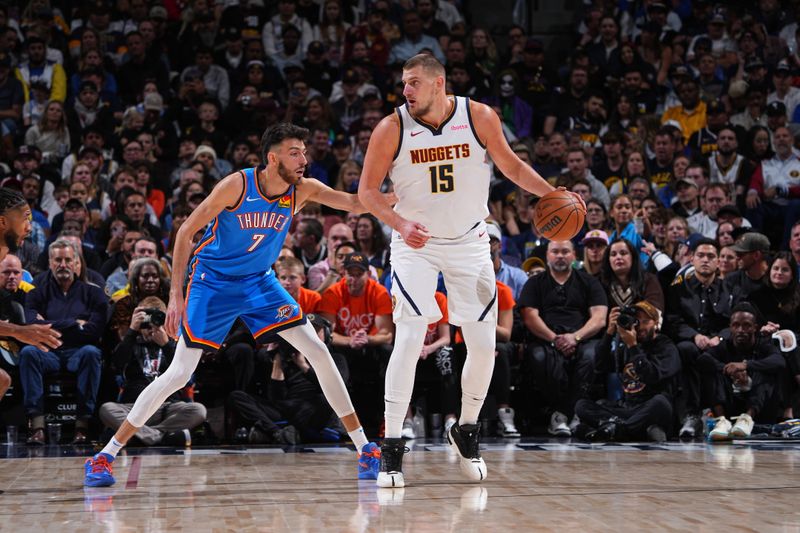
[1,0,800,446]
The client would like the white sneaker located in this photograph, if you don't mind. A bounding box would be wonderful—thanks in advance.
[709,416,732,441]
[569,414,581,433]
[401,418,416,440]
[497,408,520,438]
[447,423,487,482]
[443,416,457,439]
[730,413,754,438]
[548,411,571,437]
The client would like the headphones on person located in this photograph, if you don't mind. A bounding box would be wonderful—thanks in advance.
[307,313,332,347]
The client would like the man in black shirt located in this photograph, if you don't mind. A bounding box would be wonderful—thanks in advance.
[518,240,608,436]
[725,232,770,298]
[647,127,676,190]
[699,303,784,439]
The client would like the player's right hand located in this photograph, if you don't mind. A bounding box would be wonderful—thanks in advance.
[398,219,430,249]
[165,297,183,339]
[15,324,61,351]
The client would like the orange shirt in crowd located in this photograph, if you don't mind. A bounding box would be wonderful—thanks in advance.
[454,280,515,344]
[318,278,393,336]
[296,286,321,314]
[425,291,449,344]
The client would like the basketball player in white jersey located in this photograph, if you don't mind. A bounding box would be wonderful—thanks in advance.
[360,54,583,488]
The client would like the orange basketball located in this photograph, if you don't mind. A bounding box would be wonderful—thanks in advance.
[533,190,586,241]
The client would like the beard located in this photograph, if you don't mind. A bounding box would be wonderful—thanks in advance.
[408,98,432,118]
[5,230,20,253]
[277,161,303,185]
[548,260,570,273]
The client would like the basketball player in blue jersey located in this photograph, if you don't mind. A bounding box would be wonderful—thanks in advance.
[360,54,585,488]
[84,124,388,487]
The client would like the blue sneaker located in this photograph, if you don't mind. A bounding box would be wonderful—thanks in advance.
[357,442,381,480]
[84,453,116,487]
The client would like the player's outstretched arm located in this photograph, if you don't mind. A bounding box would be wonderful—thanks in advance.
[358,114,429,249]
[470,100,555,199]
[165,172,244,337]
[295,176,395,214]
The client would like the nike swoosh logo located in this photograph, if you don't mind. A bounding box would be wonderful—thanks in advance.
[478,231,486,238]
[245,196,260,202]
[411,131,423,137]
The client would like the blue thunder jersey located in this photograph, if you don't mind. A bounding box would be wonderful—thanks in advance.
[193,167,295,276]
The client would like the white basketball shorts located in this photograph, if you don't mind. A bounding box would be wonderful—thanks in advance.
[389,220,497,326]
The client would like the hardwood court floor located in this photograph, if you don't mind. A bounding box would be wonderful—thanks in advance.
[2,439,800,532]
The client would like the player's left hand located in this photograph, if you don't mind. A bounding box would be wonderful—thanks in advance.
[165,295,183,339]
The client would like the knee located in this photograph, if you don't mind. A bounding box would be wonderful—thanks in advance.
[98,402,113,419]
[528,345,548,367]
[77,346,102,365]
[188,402,207,421]
[651,395,673,419]
[0,368,10,389]
[574,398,593,417]
[19,346,44,367]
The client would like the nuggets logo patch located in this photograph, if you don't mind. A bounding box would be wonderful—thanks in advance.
[276,304,297,320]
[392,294,397,311]
[279,195,292,208]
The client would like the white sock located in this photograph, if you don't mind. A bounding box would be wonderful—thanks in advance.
[348,427,369,454]
[100,437,124,459]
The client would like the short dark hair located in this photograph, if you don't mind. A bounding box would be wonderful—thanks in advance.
[692,237,719,253]
[299,218,324,243]
[259,123,309,165]
[404,53,445,77]
[731,302,762,324]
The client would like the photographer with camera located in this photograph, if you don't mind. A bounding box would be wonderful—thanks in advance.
[99,296,206,446]
[575,302,681,442]
[227,314,348,445]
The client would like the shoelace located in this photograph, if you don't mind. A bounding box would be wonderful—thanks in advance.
[89,457,113,474]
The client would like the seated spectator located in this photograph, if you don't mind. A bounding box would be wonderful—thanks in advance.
[355,214,389,277]
[518,240,608,436]
[24,100,70,164]
[700,303,785,440]
[607,194,649,267]
[100,296,206,446]
[579,229,608,276]
[108,257,169,341]
[750,252,800,419]
[389,10,445,65]
[666,238,740,439]
[576,301,680,442]
[275,256,320,313]
[671,173,700,219]
[18,239,108,445]
[661,78,706,143]
[746,126,800,248]
[15,35,66,103]
[725,232,771,298]
[227,314,345,445]
[488,222,526,299]
[600,238,664,311]
[105,236,159,297]
[307,223,353,290]
[292,218,327,273]
[10,145,59,222]
[688,183,729,239]
[318,252,393,426]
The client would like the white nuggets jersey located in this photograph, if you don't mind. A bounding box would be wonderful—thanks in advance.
[390,96,490,238]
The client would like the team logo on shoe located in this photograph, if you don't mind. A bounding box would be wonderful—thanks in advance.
[279,195,292,208]
[276,304,297,320]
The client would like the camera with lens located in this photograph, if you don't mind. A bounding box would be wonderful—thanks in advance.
[140,308,166,328]
[616,306,639,329]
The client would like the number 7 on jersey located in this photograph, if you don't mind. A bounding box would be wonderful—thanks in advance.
[247,233,266,252]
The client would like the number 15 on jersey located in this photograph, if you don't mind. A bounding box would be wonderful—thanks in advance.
[429,164,454,193]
